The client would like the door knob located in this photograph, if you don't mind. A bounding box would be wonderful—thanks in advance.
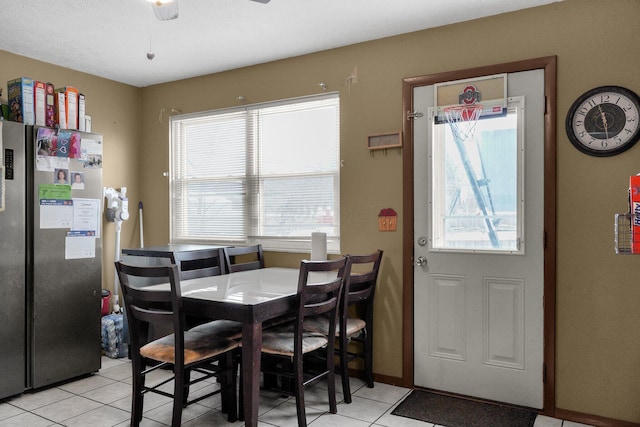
[415,256,427,266]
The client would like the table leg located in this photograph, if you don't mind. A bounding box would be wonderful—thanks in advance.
[242,321,262,427]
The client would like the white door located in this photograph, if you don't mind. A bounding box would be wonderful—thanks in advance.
[413,70,545,409]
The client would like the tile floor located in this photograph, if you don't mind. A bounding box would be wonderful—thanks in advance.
[0,356,594,427]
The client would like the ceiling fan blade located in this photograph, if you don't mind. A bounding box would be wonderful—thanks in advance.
[250,0,271,3]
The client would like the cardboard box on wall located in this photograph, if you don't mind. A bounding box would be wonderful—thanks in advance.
[55,86,78,129]
[7,77,35,125]
[630,175,640,253]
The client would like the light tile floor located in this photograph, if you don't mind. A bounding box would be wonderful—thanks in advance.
[0,356,594,427]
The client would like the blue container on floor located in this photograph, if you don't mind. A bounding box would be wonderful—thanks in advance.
[101,313,128,358]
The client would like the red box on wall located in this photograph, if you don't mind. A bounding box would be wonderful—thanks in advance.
[630,175,640,253]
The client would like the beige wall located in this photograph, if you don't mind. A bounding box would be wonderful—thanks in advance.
[3,0,640,422]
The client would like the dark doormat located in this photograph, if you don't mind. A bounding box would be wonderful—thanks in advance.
[391,390,538,427]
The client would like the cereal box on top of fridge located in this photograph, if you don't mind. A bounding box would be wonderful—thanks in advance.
[34,81,46,126]
[45,83,56,128]
[78,93,86,132]
[7,77,35,125]
[55,86,78,129]
[55,91,67,129]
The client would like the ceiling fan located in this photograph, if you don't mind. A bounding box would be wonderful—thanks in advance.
[149,0,271,21]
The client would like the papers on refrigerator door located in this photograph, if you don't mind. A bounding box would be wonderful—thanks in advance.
[39,196,101,238]
[72,198,101,238]
[79,138,102,169]
[40,199,73,228]
[65,230,96,259]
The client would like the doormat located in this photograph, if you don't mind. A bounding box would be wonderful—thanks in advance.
[391,390,538,427]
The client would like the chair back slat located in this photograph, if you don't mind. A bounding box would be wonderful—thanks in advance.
[129,306,175,326]
[223,245,265,273]
[301,279,342,317]
[173,248,226,279]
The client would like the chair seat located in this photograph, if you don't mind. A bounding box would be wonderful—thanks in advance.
[261,323,329,357]
[304,315,366,337]
[141,328,239,365]
[188,319,243,340]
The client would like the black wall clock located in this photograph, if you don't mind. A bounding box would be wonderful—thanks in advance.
[565,85,640,157]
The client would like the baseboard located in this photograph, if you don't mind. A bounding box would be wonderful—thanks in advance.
[347,368,403,387]
[554,408,640,427]
[372,371,403,386]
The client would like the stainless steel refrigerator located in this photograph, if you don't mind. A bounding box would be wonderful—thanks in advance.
[0,120,102,400]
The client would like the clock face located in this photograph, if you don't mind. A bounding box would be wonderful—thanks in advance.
[565,86,640,157]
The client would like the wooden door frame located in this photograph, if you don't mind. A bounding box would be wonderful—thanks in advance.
[401,56,557,415]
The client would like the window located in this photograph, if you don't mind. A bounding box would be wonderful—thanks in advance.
[169,93,340,253]
[430,97,524,253]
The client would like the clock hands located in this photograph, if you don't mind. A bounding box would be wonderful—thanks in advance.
[598,105,610,145]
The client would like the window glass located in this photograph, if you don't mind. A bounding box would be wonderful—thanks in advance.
[170,93,340,252]
[431,99,523,252]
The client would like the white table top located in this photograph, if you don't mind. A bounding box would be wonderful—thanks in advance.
[152,267,336,306]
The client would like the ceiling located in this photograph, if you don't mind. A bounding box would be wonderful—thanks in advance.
[0,0,561,88]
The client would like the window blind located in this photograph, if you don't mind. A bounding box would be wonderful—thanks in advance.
[170,93,340,253]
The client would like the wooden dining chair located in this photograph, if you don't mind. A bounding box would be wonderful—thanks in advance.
[259,257,352,427]
[304,249,383,403]
[115,261,240,427]
[223,244,265,273]
[168,248,244,336]
[121,248,240,343]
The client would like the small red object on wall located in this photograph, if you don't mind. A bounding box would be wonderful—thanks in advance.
[630,175,640,253]
[378,208,397,231]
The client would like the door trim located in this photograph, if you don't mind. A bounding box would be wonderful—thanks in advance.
[401,56,557,415]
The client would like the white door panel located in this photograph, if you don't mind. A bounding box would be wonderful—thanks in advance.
[414,70,544,408]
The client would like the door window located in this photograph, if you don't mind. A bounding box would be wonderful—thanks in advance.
[430,97,524,253]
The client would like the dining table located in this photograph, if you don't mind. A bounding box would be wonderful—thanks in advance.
[152,267,334,427]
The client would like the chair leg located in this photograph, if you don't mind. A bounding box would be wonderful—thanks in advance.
[339,333,352,403]
[172,366,185,427]
[131,363,145,426]
[294,354,307,427]
[223,352,238,423]
[237,355,244,422]
[182,368,191,406]
[219,362,229,415]
[364,329,374,388]
[326,347,337,414]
